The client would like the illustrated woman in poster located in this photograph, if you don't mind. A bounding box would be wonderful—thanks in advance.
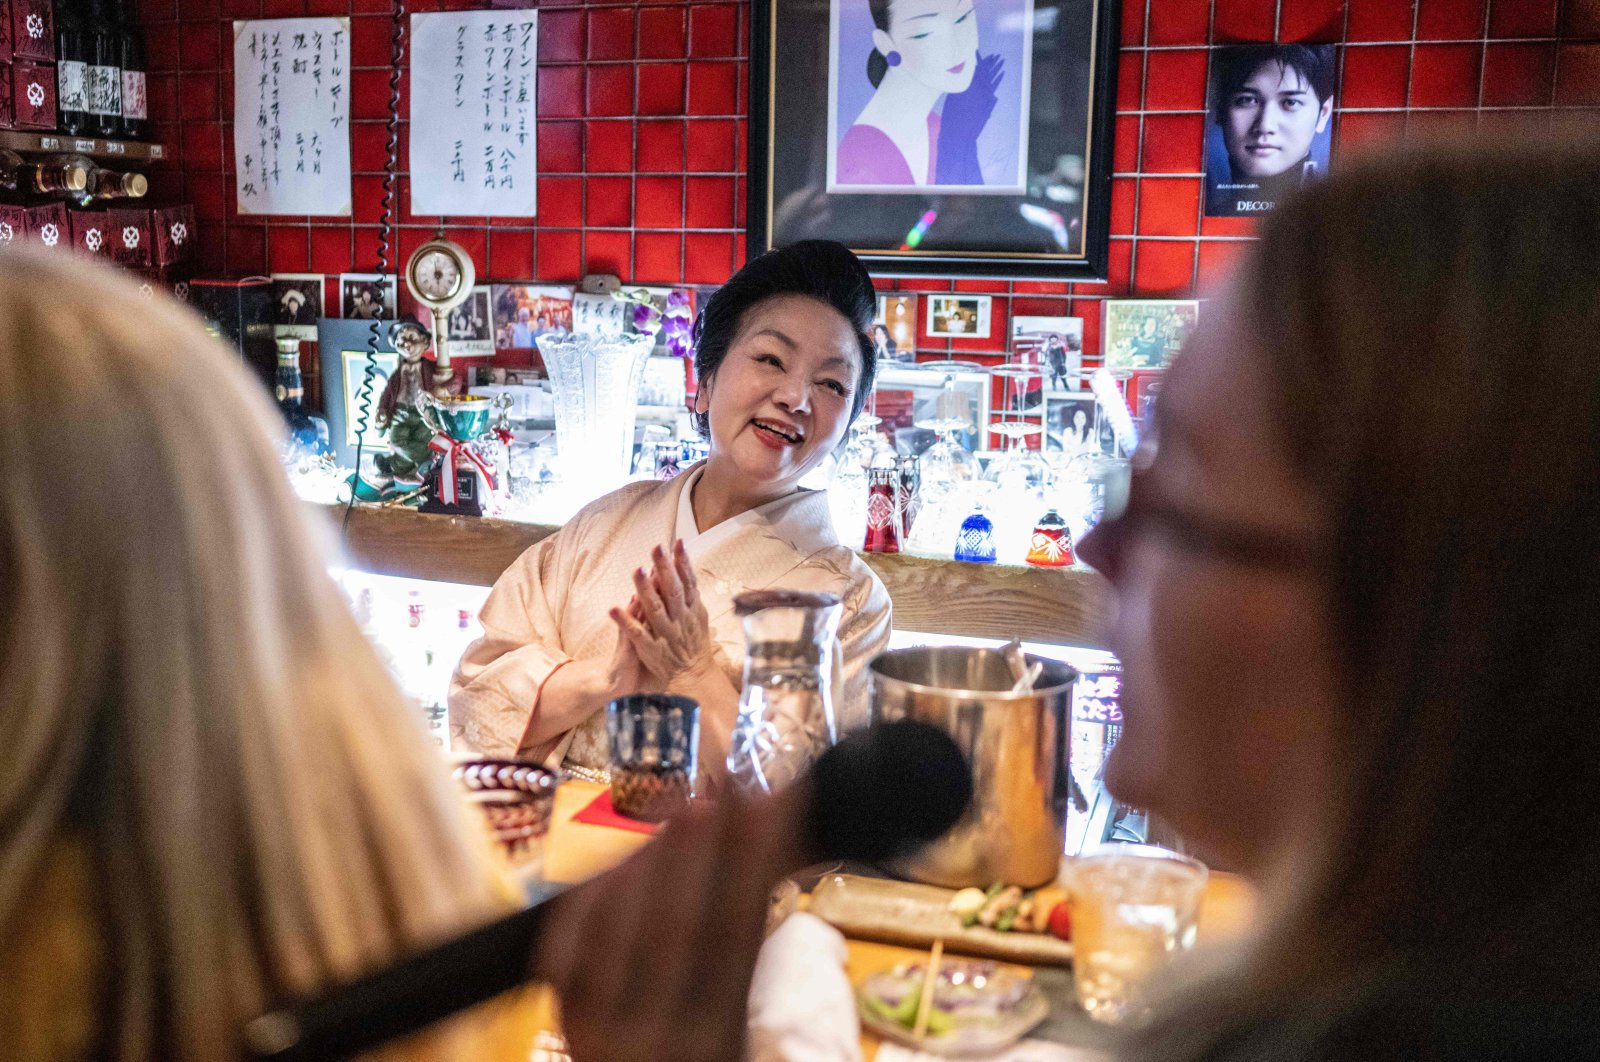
[831,0,1032,192]
[1205,44,1336,217]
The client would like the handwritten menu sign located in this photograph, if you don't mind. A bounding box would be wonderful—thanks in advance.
[409,10,538,218]
[232,17,353,216]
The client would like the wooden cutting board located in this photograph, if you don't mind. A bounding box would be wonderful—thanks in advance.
[808,874,1074,967]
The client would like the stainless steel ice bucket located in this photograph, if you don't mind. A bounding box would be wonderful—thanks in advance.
[870,646,1076,889]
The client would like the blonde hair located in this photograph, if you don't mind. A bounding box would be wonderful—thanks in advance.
[0,248,523,1060]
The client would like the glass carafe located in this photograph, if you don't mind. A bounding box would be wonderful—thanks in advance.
[727,590,842,794]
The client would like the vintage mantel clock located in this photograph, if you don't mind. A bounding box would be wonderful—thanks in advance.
[404,235,476,387]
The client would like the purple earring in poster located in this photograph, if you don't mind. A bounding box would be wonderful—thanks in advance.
[827,0,1034,195]
[1204,43,1337,217]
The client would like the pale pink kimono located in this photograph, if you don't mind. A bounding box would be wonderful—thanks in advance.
[448,466,893,774]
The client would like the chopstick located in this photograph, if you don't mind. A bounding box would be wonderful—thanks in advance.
[912,937,944,1041]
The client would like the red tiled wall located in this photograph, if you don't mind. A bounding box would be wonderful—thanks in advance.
[145,0,1600,360]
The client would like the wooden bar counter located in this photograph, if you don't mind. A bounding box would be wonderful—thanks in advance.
[319,503,1115,649]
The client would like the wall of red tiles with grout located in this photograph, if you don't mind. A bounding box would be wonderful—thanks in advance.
[143,0,1600,361]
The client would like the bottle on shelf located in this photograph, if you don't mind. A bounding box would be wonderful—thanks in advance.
[0,150,91,200]
[55,0,91,137]
[88,166,148,200]
[113,0,146,140]
[275,336,330,456]
[85,0,123,140]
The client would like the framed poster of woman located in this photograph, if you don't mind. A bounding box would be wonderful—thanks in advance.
[751,0,1119,280]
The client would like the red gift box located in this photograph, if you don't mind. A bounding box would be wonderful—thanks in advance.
[9,0,52,62]
[0,204,24,247]
[105,206,152,267]
[152,203,196,266]
[0,0,14,64]
[0,61,12,127]
[11,58,56,129]
[69,209,113,259]
[135,265,192,304]
[24,201,67,249]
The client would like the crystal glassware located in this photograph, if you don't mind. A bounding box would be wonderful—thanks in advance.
[955,496,998,564]
[863,461,902,554]
[1067,844,1208,1024]
[726,590,842,793]
[536,333,655,496]
[606,693,700,822]
[1026,508,1075,567]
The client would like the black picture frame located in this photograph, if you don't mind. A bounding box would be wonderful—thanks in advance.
[316,317,401,468]
[749,0,1119,281]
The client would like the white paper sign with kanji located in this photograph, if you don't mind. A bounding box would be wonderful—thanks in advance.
[232,17,353,216]
[409,9,538,218]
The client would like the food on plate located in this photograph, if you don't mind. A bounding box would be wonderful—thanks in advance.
[948,887,988,923]
[946,881,1072,936]
[858,958,1045,1048]
[977,885,1023,928]
[1046,901,1072,941]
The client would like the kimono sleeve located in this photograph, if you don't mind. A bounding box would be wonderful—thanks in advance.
[833,565,893,734]
[448,535,575,758]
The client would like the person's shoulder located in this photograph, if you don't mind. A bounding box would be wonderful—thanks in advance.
[838,124,912,185]
[566,478,671,531]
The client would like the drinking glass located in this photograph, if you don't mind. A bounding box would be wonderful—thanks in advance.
[606,694,700,822]
[1067,843,1208,1024]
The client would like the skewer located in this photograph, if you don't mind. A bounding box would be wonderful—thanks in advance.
[912,937,944,1041]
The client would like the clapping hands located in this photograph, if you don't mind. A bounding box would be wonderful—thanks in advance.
[610,540,719,688]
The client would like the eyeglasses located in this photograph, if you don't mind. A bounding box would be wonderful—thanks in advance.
[1093,470,1327,574]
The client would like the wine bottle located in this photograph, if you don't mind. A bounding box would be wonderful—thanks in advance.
[275,337,325,451]
[85,0,122,140]
[55,0,91,136]
[88,167,148,200]
[0,150,91,200]
[115,0,146,140]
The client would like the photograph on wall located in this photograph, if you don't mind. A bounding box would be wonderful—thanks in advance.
[873,293,918,363]
[1011,314,1083,392]
[1204,43,1336,218]
[1126,368,1164,430]
[338,273,398,321]
[400,284,495,359]
[926,293,992,338]
[1103,300,1199,370]
[1044,392,1098,453]
[271,273,324,341]
[492,284,574,349]
[826,0,1035,194]
[754,0,1118,278]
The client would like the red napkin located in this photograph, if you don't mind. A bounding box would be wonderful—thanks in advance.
[572,788,661,835]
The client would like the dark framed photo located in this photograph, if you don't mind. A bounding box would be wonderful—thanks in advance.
[750,0,1119,280]
[315,317,401,467]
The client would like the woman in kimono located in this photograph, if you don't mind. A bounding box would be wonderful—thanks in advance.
[450,240,892,785]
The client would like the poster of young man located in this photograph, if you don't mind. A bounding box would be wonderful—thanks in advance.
[1204,43,1336,218]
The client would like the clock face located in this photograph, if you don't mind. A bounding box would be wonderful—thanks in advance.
[413,249,462,301]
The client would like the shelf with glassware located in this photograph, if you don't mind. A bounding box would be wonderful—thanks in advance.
[846,356,1150,569]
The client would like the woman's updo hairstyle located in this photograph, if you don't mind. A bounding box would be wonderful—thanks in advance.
[867,0,895,88]
[691,239,879,438]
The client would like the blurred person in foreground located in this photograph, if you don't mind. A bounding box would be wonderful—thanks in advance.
[0,247,540,1062]
[542,138,1600,1059]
